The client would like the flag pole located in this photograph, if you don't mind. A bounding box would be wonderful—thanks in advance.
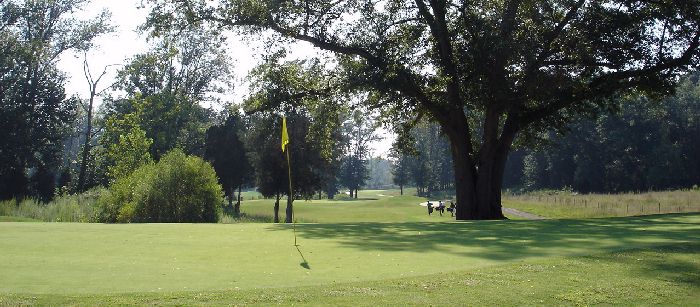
[281,116,297,246]
[286,145,297,246]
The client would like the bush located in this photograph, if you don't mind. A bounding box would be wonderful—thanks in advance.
[98,149,223,223]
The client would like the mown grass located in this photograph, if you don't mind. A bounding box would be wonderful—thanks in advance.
[237,189,456,223]
[1,188,698,305]
[504,189,700,219]
[2,243,696,306]
[0,214,697,296]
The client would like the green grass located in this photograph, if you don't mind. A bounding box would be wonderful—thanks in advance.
[0,216,39,222]
[0,214,698,301]
[238,189,453,223]
[1,189,698,304]
[504,189,700,219]
[2,243,697,305]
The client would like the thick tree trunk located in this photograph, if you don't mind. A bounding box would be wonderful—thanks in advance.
[400,184,403,195]
[474,143,509,219]
[443,115,509,220]
[274,192,280,223]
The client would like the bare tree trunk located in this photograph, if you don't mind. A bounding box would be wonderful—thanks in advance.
[285,194,293,223]
[227,186,233,210]
[234,185,241,216]
[78,57,115,192]
[76,99,93,192]
[400,184,403,195]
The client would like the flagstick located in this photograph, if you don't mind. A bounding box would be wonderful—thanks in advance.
[285,143,297,246]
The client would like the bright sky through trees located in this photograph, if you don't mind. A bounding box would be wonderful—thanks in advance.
[56,0,394,157]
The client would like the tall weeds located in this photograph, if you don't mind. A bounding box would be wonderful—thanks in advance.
[0,189,103,222]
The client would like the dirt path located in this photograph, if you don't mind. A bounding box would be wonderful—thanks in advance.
[503,208,547,220]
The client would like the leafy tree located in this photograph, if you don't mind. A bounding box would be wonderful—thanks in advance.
[390,149,411,195]
[244,58,346,219]
[205,111,252,216]
[0,0,110,200]
[338,109,378,198]
[98,149,221,223]
[505,73,700,192]
[109,26,232,160]
[400,121,454,196]
[29,164,55,203]
[246,113,330,223]
[246,114,288,223]
[101,100,154,181]
[146,0,700,219]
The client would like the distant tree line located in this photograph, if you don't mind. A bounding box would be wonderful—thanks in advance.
[391,73,700,196]
[503,73,700,193]
[391,121,455,197]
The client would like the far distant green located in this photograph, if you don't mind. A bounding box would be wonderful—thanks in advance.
[237,189,459,223]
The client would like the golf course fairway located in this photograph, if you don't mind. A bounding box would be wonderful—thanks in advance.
[1,213,698,295]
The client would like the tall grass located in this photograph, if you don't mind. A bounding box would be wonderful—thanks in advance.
[218,213,275,223]
[0,189,103,222]
[503,189,700,218]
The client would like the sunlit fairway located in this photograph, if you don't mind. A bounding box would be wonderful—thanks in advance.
[238,189,449,223]
[1,191,699,305]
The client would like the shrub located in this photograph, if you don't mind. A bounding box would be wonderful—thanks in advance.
[98,149,223,223]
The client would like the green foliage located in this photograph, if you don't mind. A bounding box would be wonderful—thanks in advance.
[145,0,700,219]
[394,121,454,196]
[337,109,377,197]
[204,111,252,214]
[0,0,111,201]
[99,26,231,161]
[98,149,222,223]
[507,74,700,193]
[103,106,154,181]
[0,188,103,222]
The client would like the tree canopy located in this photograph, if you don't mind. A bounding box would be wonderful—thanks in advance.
[145,0,700,219]
[0,0,111,200]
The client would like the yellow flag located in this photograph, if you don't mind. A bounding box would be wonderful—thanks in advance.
[281,116,289,152]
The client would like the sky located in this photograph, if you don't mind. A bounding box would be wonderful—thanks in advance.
[57,0,395,158]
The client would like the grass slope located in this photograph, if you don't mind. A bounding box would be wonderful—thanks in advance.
[0,214,698,296]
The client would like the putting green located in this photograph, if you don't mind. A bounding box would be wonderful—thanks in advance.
[1,213,698,294]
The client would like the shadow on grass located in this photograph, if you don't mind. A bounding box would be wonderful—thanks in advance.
[635,244,700,286]
[269,213,700,263]
[296,245,311,270]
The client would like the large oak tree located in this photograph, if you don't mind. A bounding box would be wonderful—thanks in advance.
[147,0,700,219]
